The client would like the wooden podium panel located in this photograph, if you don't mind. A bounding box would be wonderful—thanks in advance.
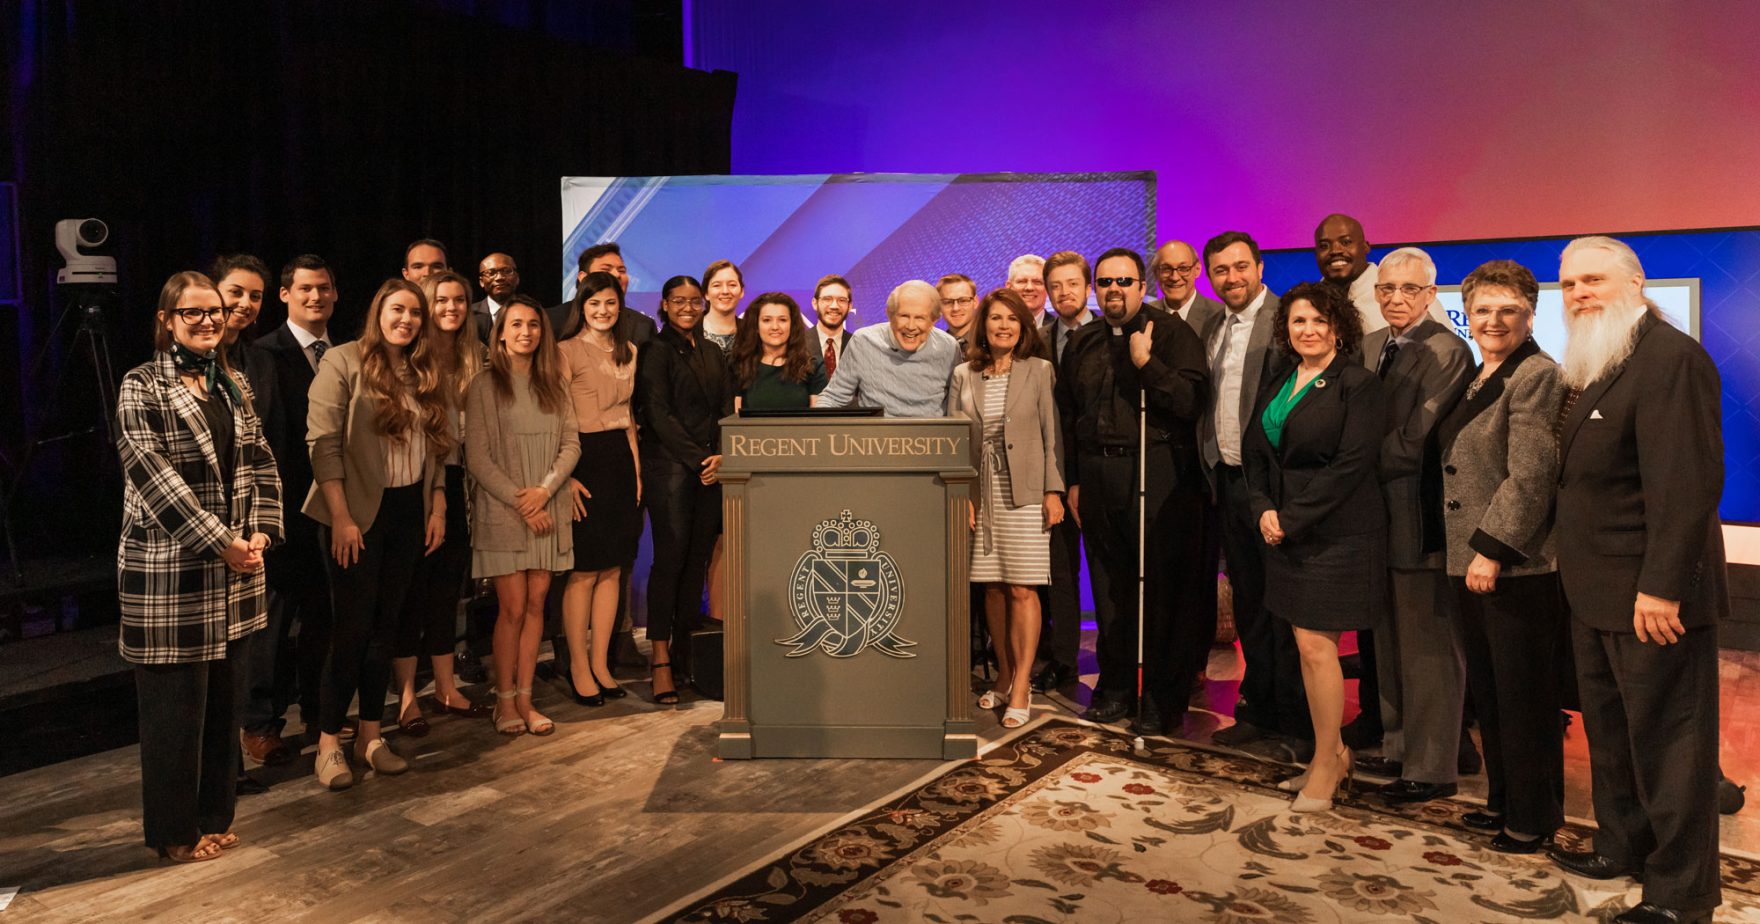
[716,416,977,759]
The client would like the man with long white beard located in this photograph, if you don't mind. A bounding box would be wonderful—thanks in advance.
[1546,236,1726,924]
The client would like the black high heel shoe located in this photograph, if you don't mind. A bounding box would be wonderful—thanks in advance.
[651,661,680,706]
[569,672,605,708]
[591,666,628,700]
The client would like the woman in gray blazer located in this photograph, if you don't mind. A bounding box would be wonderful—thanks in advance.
[1432,260,1568,853]
[303,279,453,790]
[947,288,1064,728]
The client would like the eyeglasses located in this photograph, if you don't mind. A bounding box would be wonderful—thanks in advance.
[480,267,518,278]
[941,296,975,308]
[1156,263,1199,278]
[172,306,234,324]
[665,296,705,309]
[1095,277,1139,288]
[816,296,852,307]
[1373,283,1433,299]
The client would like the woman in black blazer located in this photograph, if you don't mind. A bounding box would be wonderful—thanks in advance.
[1244,282,1386,813]
[635,275,734,705]
[1433,261,1568,853]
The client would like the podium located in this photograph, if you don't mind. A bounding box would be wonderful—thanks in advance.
[716,415,978,759]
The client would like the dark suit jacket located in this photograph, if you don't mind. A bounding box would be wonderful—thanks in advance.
[470,298,494,344]
[1244,354,1387,543]
[1433,338,1565,577]
[1556,313,1728,631]
[634,326,735,470]
[230,339,283,458]
[1200,290,1287,474]
[1053,304,1208,488]
[1041,309,1099,366]
[1154,294,1226,346]
[1362,317,1472,568]
[252,323,330,587]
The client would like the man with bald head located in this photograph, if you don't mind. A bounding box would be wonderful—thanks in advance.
[1150,240,1223,343]
[1315,214,1454,335]
[472,252,521,343]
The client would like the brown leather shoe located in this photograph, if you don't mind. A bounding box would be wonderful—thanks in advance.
[241,731,295,766]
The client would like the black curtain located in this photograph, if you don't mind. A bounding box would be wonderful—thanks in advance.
[0,0,735,555]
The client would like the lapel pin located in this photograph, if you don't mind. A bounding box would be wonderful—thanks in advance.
[1314,378,1328,389]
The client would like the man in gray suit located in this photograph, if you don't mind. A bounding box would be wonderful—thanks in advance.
[1356,247,1474,804]
[1200,232,1308,756]
[1150,239,1224,342]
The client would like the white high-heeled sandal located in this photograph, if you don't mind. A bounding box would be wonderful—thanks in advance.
[1001,706,1032,728]
[493,690,526,736]
[977,684,1012,711]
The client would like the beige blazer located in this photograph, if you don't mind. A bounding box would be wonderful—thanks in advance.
[301,342,443,532]
[947,356,1064,508]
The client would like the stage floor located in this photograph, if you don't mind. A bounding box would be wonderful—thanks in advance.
[2,637,1757,922]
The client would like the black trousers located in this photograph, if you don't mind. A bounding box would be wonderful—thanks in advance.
[136,637,247,849]
[1078,447,1208,714]
[395,466,470,659]
[1451,573,1566,837]
[242,518,331,736]
[1187,491,1222,681]
[318,483,425,734]
[1572,618,1721,911]
[644,459,721,658]
[1035,515,1085,670]
[1215,463,1309,737]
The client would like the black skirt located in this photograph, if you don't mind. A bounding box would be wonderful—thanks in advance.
[1264,528,1387,632]
[570,429,641,572]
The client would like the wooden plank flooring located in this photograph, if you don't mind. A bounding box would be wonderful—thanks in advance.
[5,644,1760,922]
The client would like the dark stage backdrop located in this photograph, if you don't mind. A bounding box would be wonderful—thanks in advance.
[0,1,734,556]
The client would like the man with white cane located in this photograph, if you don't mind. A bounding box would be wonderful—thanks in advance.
[1055,248,1209,734]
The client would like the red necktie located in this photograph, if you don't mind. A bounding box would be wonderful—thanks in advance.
[824,336,837,376]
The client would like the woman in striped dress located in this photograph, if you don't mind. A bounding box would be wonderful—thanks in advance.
[947,288,1065,728]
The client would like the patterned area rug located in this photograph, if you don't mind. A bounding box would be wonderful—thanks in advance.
[662,719,1760,923]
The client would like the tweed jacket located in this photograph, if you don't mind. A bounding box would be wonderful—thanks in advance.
[462,371,580,553]
[301,342,445,532]
[947,357,1065,508]
[1434,340,1566,577]
[1361,316,1472,568]
[116,351,284,664]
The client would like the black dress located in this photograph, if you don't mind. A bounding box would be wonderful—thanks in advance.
[570,430,640,571]
[1243,354,1388,632]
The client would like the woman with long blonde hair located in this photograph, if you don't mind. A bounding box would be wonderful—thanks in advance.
[304,278,454,790]
[388,271,490,735]
[465,295,580,735]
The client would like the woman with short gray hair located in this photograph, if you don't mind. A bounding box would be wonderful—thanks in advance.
[1433,259,1568,853]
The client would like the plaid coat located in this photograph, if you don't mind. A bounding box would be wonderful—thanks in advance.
[116,351,284,664]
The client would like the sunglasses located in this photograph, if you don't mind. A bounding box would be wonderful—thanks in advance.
[1095,276,1139,288]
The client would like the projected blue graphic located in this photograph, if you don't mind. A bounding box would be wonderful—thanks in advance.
[1264,229,1760,523]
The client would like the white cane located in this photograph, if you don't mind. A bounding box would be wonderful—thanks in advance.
[1133,386,1149,756]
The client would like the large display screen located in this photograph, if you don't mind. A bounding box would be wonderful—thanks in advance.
[560,172,1155,322]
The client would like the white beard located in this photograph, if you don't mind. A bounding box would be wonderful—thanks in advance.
[1561,295,1647,389]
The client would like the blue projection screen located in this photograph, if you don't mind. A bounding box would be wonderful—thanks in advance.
[1263,228,1760,524]
[560,172,1155,322]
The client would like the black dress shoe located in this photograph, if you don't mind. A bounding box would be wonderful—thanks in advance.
[1613,902,1711,924]
[1354,755,1404,777]
[1210,721,1266,747]
[1461,810,1506,831]
[1131,700,1167,737]
[1378,779,1458,804]
[1084,698,1132,724]
[1488,831,1554,854]
[1548,847,1642,881]
[1031,661,1072,694]
[235,775,269,796]
[1340,716,1384,750]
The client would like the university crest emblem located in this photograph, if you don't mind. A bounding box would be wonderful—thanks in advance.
[776,509,914,659]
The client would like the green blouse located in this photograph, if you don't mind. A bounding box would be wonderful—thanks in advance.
[1261,369,1318,451]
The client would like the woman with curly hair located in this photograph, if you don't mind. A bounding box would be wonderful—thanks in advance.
[1242,281,1386,813]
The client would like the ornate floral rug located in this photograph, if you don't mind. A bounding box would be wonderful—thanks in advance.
[661,718,1760,923]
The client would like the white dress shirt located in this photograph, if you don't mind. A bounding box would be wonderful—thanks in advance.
[287,319,334,372]
[1214,286,1268,466]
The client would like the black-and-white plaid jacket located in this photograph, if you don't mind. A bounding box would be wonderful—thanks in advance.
[116,351,284,664]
